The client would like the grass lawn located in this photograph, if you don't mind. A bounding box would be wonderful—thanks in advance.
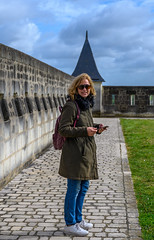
[120,119,154,240]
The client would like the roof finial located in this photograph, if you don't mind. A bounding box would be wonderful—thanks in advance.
[86,30,88,40]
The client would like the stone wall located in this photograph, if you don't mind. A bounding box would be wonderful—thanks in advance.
[102,86,154,117]
[0,43,73,188]
[93,81,103,116]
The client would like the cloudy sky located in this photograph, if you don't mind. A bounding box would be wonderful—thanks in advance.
[0,0,154,86]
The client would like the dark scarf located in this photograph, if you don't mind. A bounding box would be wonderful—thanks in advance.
[74,94,94,111]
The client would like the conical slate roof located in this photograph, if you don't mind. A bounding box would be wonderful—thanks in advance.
[72,31,105,82]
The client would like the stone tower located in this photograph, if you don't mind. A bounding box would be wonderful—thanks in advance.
[72,31,105,114]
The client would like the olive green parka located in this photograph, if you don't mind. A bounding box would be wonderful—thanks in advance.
[58,100,99,180]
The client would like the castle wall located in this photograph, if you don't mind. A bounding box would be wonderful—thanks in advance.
[93,81,103,115]
[0,44,73,188]
[103,86,154,117]
[1,43,154,188]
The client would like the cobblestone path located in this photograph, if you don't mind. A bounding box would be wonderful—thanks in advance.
[0,118,142,240]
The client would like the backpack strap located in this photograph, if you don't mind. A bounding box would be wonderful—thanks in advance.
[73,101,80,127]
[60,100,80,127]
[59,106,63,113]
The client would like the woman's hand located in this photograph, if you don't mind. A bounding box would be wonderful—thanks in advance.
[97,127,105,134]
[87,127,97,136]
[97,124,108,134]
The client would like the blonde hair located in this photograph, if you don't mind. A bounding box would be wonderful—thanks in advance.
[68,73,96,100]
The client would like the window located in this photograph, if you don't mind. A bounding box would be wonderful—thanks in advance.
[48,96,53,109]
[0,98,10,121]
[42,96,48,111]
[14,97,24,116]
[112,94,115,105]
[149,95,154,106]
[35,96,41,111]
[53,95,58,108]
[131,95,135,106]
[25,97,33,113]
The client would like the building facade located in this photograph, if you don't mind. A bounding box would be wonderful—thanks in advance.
[72,32,154,117]
[103,86,154,117]
[0,43,73,188]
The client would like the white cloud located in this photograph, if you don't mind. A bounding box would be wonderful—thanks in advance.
[141,0,154,9]
[0,0,28,23]
[0,0,41,54]
[38,0,92,24]
[0,0,154,85]
[10,22,40,54]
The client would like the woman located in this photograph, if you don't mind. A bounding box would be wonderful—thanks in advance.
[58,73,106,236]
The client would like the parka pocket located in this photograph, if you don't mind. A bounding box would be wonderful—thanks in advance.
[75,137,86,156]
[82,137,96,158]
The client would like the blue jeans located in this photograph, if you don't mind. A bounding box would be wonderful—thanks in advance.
[64,179,89,225]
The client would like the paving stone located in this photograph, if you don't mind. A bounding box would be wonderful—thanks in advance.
[103,238,113,240]
[12,231,29,236]
[129,223,141,230]
[4,218,15,222]
[37,231,54,236]
[89,238,102,240]
[18,237,39,240]
[39,238,50,240]
[0,236,18,240]
[73,238,89,240]
[0,231,12,236]
[108,233,128,237]
[11,226,22,231]
[130,238,142,240]
[94,232,107,237]
[0,118,142,240]
[0,226,11,231]
[0,222,7,226]
[29,231,37,236]
[49,238,70,240]
[129,229,143,237]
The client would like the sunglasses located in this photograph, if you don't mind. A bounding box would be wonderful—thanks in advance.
[78,84,91,90]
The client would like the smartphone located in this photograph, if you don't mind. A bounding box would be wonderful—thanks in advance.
[102,125,109,130]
